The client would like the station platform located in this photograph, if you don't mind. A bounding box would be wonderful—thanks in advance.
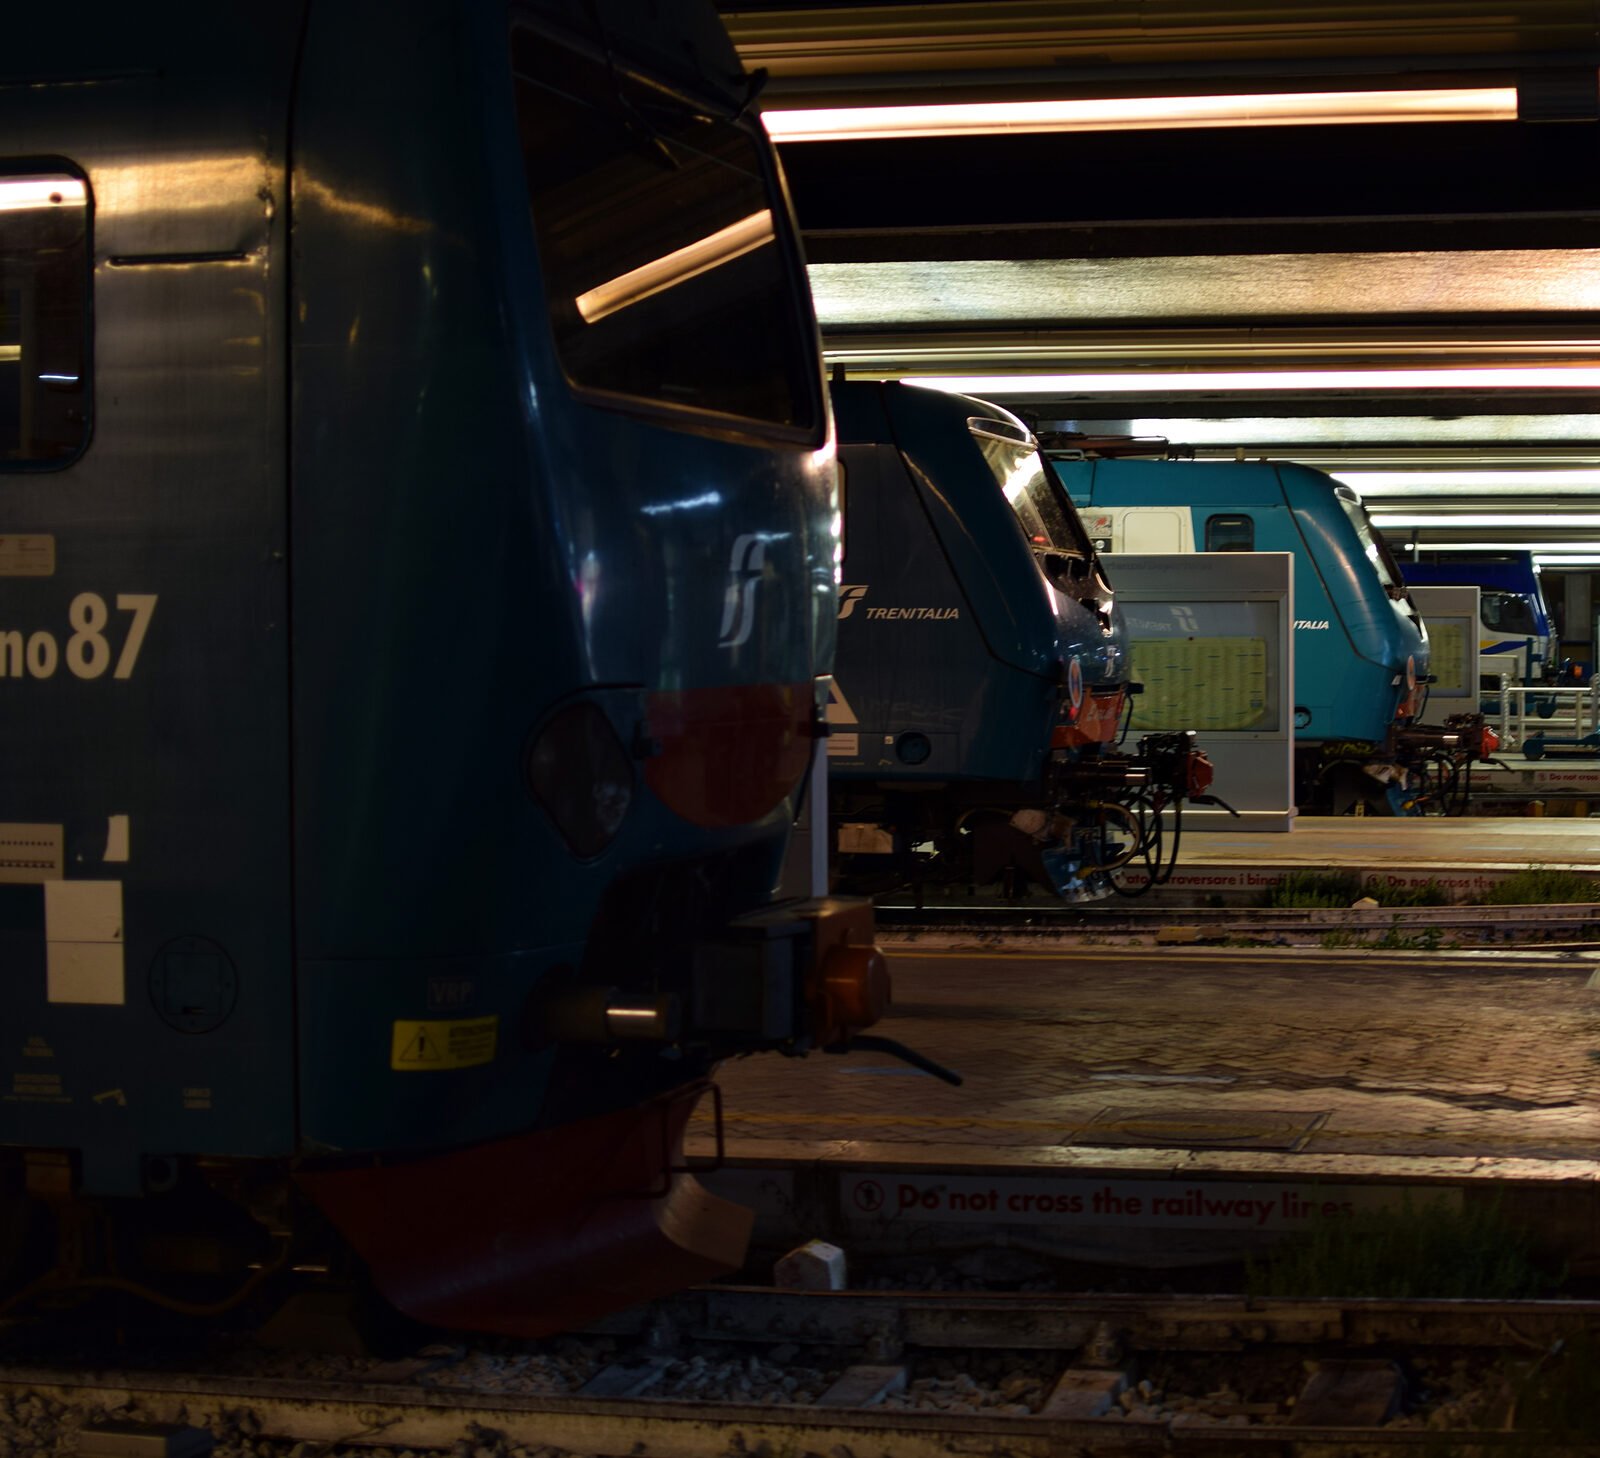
[692,946,1600,1273]
[1470,750,1600,802]
[1115,813,1600,902]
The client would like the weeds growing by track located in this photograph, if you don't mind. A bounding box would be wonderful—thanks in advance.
[1269,866,1597,909]
[1482,867,1599,904]
[1246,1193,1563,1300]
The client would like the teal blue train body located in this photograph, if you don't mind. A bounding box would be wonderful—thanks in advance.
[1051,455,1491,814]
[0,0,886,1339]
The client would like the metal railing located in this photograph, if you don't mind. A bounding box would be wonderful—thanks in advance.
[1481,677,1600,752]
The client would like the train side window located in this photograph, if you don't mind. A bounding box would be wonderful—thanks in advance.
[510,32,818,436]
[1205,514,1254,552]
[0,169,90,467]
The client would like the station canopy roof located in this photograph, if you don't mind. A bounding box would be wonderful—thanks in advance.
[720,0,1600,561]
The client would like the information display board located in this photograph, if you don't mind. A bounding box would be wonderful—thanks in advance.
[1406,585,1480,718]
[1106,553,1295,831]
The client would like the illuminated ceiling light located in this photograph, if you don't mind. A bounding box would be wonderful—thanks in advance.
[575,210,774,325]
[1356,483,1600,497]
[762,88,1516,143]
[0,346,18,363]
[1373,514,1600,528]
[0,175,85,212]
[906,367,1600,394]
[1106,417,1600,452]
[1408,540,1600,552]
[1338,469,1600,491]
[1534,554,1600,566]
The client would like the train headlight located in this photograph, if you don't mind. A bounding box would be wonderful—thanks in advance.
[1396,654,1425,718]
[1065,655,1084,724]
[526,702,634,859]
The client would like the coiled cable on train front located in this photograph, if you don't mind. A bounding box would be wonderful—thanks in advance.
[1106,789,1184,897]
[1095,799,1145,872]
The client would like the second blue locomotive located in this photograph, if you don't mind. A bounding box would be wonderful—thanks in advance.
[828,383,1216,899]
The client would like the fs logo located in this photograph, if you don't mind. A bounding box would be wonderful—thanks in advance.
[718,534,767,649]
[838,584,870,620]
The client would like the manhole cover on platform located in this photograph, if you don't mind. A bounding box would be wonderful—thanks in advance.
[1070,1108,1330,1152]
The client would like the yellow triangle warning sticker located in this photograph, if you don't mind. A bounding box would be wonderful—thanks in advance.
[825,678,858,726]
[390,1015,499,1071]
[397,1028,441,1063]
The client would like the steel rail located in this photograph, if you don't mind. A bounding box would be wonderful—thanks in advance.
[875,900,1600,944]
[6,1292,1599,1455]
[0,1360,1568,1458]
[878,901,1600,927]
[597,1286,1600,1353]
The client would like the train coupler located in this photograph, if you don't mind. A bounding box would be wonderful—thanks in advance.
[693,896,887,1050]
[1135,729,1218,808]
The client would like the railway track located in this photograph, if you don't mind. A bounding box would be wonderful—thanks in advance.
[875,899,1600,947]
[6,1288,1600,1456]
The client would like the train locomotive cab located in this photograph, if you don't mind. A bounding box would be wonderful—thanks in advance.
[0,0,883,1339]
[1055,453,1493,815]
[828,382,1214,900]
[1402,550,1558,687]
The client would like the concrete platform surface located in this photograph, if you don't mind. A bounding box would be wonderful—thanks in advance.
[1472,753,1600,798]
[1110,814,1600,900]
[707,947,1600,1164]
[1183,814,1600,871]
[692,947,1600,1268]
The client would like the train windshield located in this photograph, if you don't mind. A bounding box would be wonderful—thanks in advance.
[969,421,1093,558]
[1482,590,1539,635]
[512,33,817,433]
[1334,486,1408,601]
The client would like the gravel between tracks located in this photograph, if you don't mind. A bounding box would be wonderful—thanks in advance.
[0,1333,1532,1456]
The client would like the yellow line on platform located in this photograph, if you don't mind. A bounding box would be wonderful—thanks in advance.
[701,1109,1600,1151]
[884,947,1122,961]
[880,946,1591,966]
[699,1111,1066,1129]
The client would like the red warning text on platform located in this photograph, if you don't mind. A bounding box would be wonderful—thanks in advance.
[841,1174,1455,1231]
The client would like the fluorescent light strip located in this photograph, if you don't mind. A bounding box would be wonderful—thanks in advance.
[1374,515,1600,528]
[763,87,1517,143]
[575,210,774,325]
[0,176,86,213]
[1407,541,1600,552]
[1109,416,1600,451]
[908,368,1600,395]
[1339,469,1600,492]
[1535,555,1600,566]
[1364,486,1600,499]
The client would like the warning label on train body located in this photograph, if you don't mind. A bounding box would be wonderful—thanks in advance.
[841,1173,1456,1231]
[389,1015,498,1071]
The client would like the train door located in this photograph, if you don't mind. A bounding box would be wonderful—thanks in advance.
[1080,507,1191,553]
[1123,508,1187,552]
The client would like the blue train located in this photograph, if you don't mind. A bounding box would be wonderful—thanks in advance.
[1401,551,1558,684]
[828,383,1219,899]
[0,0,890,1339]
[1049,453,1496,814]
